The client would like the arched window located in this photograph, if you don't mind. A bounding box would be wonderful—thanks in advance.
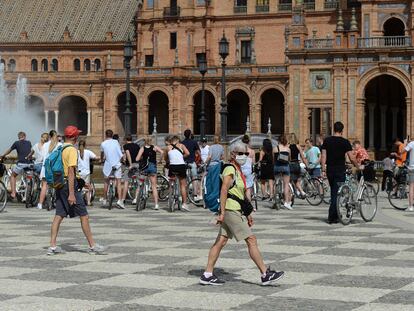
[9,59,16,72]
[0,59,5,71]
[31,59,38,72]
[94,59,101,71]
[84,59,91,71]
[74,59,80,71]
[41,59,48,72]
[51,59,58,72]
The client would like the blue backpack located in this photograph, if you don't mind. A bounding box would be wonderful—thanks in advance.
[204,163,235,213]
[44,145,73,189]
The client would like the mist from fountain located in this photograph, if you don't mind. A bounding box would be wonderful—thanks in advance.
[0,57,45,152]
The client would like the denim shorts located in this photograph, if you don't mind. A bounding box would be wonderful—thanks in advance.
[274,165,290,176]
[143,162,157,175]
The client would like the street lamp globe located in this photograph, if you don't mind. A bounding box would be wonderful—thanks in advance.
[198,56,207,76]
[124,38,134,62]
[219,32,229,60]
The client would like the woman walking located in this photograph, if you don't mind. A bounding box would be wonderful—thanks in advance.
[136,136,164,210]
[259,139,274,201]
[273,134,292,210]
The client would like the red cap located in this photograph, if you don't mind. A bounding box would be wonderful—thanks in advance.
[64,125,82,138]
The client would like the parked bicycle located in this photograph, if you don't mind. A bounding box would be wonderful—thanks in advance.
[136,171,151,211]
[300,168,324,206]
[388,165,409,211]
[272,172,295,210]
[0,160,8,212]
[336,167,378,225]
[168,172,182,212]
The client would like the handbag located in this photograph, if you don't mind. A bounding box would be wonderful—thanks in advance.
[227,193,253,216]
[277,146,289,164]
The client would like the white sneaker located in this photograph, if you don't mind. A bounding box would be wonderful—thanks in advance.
[154,204,159,210]
[195,195,203,202]
[99,197,104,202]
[116,200,125,209]
[408,206,414,212]
[283,202,293,210]
[36,203,42,210]
[101,199,107,206]
[181,203,191,212]
[132,199,137,205]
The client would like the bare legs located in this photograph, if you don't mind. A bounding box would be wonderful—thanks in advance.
[50,215,95,248]
[149,175,158,205]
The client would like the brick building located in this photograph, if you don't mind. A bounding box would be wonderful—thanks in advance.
[0,0,413,157]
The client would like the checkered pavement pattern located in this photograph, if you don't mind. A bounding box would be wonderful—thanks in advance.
[0,198,413,311]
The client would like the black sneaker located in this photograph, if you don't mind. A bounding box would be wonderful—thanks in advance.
[261,267,284,286]
[199,274,225,286]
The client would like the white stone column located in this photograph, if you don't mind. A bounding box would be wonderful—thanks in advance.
[87,110,91,136]
[368,102,375,150]
[44,110,49,130]
[54,110,59,131]
[380,105,387,150]
[391,107,399,140]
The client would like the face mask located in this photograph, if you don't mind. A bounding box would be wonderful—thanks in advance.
[235,154,247,166]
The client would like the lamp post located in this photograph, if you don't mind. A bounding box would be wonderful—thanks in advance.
[123,37,134,136]
[219,32,229,142]
[198,55,207,140]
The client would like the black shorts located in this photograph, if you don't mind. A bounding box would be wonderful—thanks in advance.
[169,164,187,178]
[55,182,88,218]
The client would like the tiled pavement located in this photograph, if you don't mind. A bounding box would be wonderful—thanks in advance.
[0,195,413,311]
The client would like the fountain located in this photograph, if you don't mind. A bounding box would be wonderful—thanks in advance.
[0,57,44,151]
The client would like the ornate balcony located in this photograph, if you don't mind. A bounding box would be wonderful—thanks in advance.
[163,6,180,17]
[357,36,411,48]
[234,6,247,13]
[324,0,338,9]
[303,2,315,10]
[304,38,334,49]
[256,5,270,12]
[278,3,292,11]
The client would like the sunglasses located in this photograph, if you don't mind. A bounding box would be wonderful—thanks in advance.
[236,152,249,156]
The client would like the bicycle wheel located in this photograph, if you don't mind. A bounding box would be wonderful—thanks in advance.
[336,184,353,225]
[31,177,41,206]
[360,184,378,222]
[168,184,175,213]
[304,178,324,206]
[288,183,295,207]
[136,185,146,211]
[272,179,283,210]
[128,179,137,201]
[0,181,7,212]
[108,185,114,210]
[90,181,96,203]
[187,178,203,206]
[388,182,409,211]
[365,178,379,197]
[25,179,32,208]
[157,174,170,202]
[322,178,331,204]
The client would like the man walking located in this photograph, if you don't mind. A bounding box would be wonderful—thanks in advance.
[0,132,32,200]
[321,122,359,224]
[47,126,105,255]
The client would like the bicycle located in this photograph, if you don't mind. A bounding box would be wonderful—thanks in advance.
[388,165,409,211]
[272,172,295,210]
[168,172,182,212]
[336,167,378,225]
[23,164,41,208]
[136,170,150,211]
[44,187,56,211]
[107,166,117,210]
[300,168,324,206]
[81,179,96,206]
[187,164,205,207]
[127,167,139,201]
[0,160,8,212]
[157,173,170,201]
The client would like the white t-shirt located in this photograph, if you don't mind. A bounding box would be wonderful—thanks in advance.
[32,142,44,164]
[100,139,123,176]
[200,145,210,163]
[40,141,62,178]
[404,141,414,169]
[78,149,97,177]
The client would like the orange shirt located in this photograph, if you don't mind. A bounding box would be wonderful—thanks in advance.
[396,144,407,167]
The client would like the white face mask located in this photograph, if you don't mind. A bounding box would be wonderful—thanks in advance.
[235,154,248,166]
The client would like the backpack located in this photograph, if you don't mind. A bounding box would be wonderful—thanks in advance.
[204,163,235,213]
[44,145,73,189]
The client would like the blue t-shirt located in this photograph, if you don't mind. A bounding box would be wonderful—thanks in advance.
[182,138,200,163]
[305,146,321,169]
[11,140,32,164]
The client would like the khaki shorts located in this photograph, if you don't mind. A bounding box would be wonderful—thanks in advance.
[219,210,252,242]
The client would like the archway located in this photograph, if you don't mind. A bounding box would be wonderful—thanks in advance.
[383,17,405,36]
[227,89,249,134]
[260,89,284,134]
[148,91,169,133]
[193,90,215,135]
[27,95,45,125]
[364,75,407,155]
[117,92,137,135]
[58,96,88,134]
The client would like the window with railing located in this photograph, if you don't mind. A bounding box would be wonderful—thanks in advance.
[278,0,292,11]
[31,59,38,72]
[303,0,315,10]
[241,40,252,64]
[234,0,247,13]
[145,55,154,67]
[256,0,269,12]
[324,0,338,9]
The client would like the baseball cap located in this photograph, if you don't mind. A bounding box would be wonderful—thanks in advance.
[64,125,82,138]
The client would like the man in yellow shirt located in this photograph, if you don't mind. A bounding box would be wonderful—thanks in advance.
[47,126,105,255]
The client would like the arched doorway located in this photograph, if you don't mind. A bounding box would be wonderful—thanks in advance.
[27,95,45,125]
[364,75,407,155]
[383,17,405,36]
[261,89,284,134]
[58,96,88,134]
[148,91,169,133]
[193,90,215,135]
[117,92,137,136]
[227,89,249,134]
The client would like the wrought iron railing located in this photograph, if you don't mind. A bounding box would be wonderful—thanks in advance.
[278,3,292,11]
[234,5,247,13]
[303,2,315,10]
[304,38,334,49]
[256,5,269,12]
[357,36,411,48]
[163,6,181,17]
[324,0,338,9]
